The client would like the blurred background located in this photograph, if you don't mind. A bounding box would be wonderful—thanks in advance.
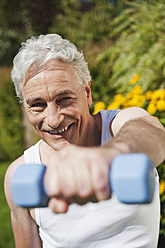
[0,0,164,247]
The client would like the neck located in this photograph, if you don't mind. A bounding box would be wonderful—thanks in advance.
[40,113,102,161]
[80,113,102,147]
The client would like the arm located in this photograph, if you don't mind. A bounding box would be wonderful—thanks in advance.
[41,107,165,212]
[110,107,165,166]
[4,156,42,248]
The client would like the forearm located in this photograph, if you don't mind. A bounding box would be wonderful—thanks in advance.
[106,116,165,167]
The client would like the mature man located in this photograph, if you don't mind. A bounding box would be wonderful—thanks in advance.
[5,34,165,248]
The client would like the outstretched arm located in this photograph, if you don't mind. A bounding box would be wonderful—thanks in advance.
[44,107,164,213]
[109,107,165,166]
[9,107,164,215]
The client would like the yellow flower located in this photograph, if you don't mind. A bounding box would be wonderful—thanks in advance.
[114,94,126,105]
[147,102,157,115]
[126,86,143,99]
[129,74,140,85]
[159,180,165,195]
[131,85,143,95]
[123,102,131,108]
[93,101,105,115]
[123,95,143,108]
[145,91,152,100]
[151,90,165,101]
[156,100,165,111]
[134,95,145,107]
[154,116,159,121]
[126,91,134,99]
[126,99,136,107]
[107,102,120,110]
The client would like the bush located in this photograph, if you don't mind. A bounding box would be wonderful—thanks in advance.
[0,161,14,247]
[90,0,165,104]
[0,29,22,66]
[0,79,24,161]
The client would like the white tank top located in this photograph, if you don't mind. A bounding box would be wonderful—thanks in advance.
[24,110,160,248]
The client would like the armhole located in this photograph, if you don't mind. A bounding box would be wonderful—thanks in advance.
[35,208,41,227]
[154,168,159,180]
[109,110,121,137]
[100,110,120,145]
[24,140,41,164]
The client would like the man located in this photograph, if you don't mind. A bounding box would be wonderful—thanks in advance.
[4,34,165,248]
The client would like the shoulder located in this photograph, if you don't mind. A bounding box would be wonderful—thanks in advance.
[5,155,25,187]
[111,107,164,136]
[111,107,150,136]
[4,155,25,214]
[5,155,25,191]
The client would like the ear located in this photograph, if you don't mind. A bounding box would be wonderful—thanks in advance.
[85,83,92,107]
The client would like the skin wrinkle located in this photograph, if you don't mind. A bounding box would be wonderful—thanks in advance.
[23,61,97,151]
[24,59,83,88]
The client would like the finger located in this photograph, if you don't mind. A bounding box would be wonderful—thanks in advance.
[90,159,110,201]
[58,161,77,198]
[48,198,69,213]
[44,164,60,197]
[59,146,93,198]
[73,159,93,198]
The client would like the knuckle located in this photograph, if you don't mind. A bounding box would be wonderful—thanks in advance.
[77,183,92,198]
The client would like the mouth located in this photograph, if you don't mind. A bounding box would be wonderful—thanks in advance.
[45,123,73,136]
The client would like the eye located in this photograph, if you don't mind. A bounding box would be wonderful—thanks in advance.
[31,102,47,111]
[56,96,73,106]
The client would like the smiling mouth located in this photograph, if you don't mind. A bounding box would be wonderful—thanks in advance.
[46,123,73,135]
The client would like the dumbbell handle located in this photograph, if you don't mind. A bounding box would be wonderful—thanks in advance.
[11,153,155,208]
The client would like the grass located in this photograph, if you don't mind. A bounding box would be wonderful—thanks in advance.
[0,161,14,248]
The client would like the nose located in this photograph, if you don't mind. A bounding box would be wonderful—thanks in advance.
[45,103,64,129]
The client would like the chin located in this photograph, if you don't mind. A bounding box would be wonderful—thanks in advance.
[50,140,69,151]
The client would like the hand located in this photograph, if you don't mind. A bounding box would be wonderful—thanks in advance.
[44,144,121,213]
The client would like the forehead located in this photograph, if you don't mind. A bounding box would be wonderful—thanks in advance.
[23,60,81,100]
[24,59,77,86]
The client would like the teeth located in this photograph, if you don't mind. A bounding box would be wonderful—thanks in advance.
[49,131,57,134]
[49,125,69,134]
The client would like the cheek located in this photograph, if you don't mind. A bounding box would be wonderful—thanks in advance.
[26,111,43,127]
[61,105,81,118]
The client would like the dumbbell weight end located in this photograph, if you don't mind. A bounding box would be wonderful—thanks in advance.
[110,153,155,204]
[11,164,50,208]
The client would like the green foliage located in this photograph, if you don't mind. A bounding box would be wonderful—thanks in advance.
[0,4,34,65]
[0,0,55,65]
[0,80,24,161]
[158,163,165,235]
[92,0,165,104]
[0,29,23,66]
[50,0,116,47]
[0,161,14,248]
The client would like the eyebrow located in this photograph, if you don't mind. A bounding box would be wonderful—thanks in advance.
[55,90,76,97]
[26,90,76,105]
[26,97,44,106]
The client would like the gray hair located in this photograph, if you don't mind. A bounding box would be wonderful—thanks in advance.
[11,34,91,101]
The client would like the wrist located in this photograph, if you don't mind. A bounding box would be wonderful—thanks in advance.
[104,140,130,154]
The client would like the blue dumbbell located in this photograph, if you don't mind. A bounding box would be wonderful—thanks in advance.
[11,153,155,208]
